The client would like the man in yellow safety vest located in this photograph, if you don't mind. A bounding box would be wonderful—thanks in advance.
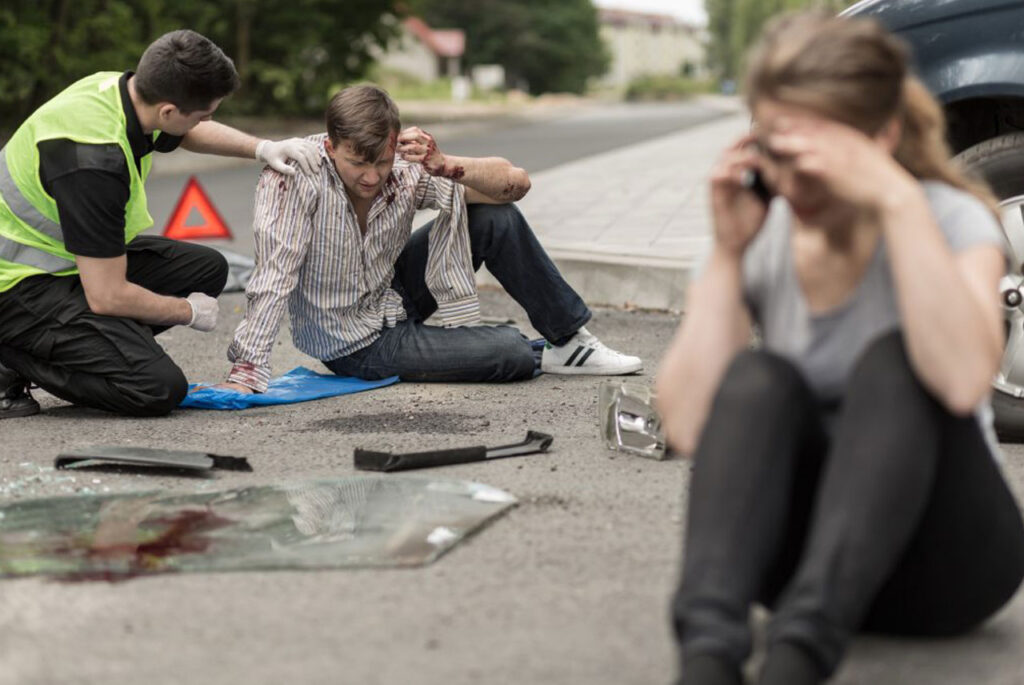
[0,29,318,418]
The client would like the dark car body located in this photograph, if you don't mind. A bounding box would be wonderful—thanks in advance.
[844,0,1024,154]
[846,0,1024,438]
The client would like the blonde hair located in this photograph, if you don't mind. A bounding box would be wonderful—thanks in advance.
[744,11,996,211]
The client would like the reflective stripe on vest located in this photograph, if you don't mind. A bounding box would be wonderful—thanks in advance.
[0,146,63,241]
[0,146,75,272]
[0,233,75,272]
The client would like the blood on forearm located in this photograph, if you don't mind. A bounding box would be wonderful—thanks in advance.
[425,139,466,179]
[432,154,530,202]
[431,160,466,179]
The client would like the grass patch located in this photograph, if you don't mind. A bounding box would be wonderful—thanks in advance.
[361,66,506,102]
[625,75,714,102]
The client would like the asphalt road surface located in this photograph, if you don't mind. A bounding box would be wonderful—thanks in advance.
[2,286,1022,685]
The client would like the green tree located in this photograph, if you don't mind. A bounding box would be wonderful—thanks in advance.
[0,0,153,127]
[415,0,609,95]
[706,0,739,86]
[164,0,402,116]
[706,0,857,82]
[0,0,402,130]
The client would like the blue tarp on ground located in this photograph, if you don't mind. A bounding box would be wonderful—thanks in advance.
[180,366,399,410]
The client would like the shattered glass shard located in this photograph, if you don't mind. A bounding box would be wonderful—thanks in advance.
[599,381,666,460]
[0,477,516,581]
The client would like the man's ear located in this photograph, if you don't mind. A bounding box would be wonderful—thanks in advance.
[324,137,334,156]
[156,103,179,124]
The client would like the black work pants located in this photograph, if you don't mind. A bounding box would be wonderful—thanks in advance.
[673,332,1024,677]
[0,236,227,416]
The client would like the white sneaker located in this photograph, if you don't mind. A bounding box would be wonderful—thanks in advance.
[541,327,643,375]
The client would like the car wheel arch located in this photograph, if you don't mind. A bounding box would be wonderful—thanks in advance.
[943,96,1024,154]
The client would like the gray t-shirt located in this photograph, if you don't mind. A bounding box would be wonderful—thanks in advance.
[742,181,1005,406]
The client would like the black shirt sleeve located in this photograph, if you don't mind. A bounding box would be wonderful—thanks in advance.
[37,139,130,259]
[48,171,130,258]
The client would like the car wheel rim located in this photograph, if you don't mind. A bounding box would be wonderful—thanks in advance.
[995,194,1024,397]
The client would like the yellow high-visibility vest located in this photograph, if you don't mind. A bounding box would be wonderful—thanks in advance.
[0,72,155,292]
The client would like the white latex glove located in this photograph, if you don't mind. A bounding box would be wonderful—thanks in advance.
[185,292,219,332]
[255,138,319,176]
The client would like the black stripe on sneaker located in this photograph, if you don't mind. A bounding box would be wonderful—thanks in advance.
[576,348,595,367]
[564,345,584,367]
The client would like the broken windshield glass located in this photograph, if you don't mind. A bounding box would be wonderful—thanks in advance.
[0,476,516,581]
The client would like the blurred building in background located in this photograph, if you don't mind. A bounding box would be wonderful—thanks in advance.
[373,16,505,101]
[377,17,465,81]
[597,8,706,88]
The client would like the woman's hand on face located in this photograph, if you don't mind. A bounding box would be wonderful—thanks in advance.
[710,134,771,257]
[766,118,914,212]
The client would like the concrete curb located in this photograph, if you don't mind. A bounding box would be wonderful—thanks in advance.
[477,246,700,312]
[492,257,691,312]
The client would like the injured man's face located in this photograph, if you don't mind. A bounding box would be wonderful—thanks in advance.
[324,137,396,203]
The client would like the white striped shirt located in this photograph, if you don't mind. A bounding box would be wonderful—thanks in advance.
[226,133,479,392]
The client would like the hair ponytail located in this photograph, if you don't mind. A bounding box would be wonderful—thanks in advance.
[895,77,998,212]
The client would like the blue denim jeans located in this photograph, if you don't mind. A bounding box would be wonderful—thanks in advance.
[324,203,591,383]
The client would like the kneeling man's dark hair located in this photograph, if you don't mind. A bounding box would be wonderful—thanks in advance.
[135,30,240,113]
[326,85,402,162]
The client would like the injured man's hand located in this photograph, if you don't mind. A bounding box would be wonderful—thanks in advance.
[207,382,255,394]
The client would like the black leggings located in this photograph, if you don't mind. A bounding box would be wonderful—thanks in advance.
[672,332,1024,677]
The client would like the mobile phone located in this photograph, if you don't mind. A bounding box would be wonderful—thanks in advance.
[741,168,774,205]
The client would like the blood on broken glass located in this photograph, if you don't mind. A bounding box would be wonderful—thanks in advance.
[0,477,515,581]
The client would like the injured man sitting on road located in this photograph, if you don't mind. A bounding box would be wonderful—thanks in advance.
[218,84,641,393]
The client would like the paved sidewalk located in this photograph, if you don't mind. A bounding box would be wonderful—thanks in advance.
[486,99,748,310]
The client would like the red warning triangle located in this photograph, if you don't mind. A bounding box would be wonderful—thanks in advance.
[162,176,233,240]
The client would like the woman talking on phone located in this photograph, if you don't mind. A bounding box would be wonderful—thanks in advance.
[655,12,1024,685]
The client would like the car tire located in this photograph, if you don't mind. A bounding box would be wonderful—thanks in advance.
[992,390,1024,442]
[957,132,1024,441]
